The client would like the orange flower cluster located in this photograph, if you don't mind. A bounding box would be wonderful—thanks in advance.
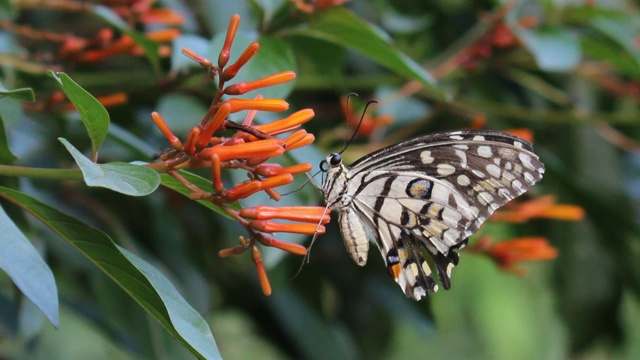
[149,14,329,296]
[469,195,584,274]
[1,0,182,63]
[457,6,526,71]
[65,0,182,63]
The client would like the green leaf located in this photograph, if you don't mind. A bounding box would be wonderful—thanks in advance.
[252,0,287,23]
[0,113,17,164]
[0,205,59,327]
[32,306,137,359]
[268,291,353,360]
[519,29,581,71]
[0,186,221,360]
[0,84,35,102]
[156,94,209,136]
[59,138,159,196]
[286,7,442,97]
[119,247,220,357]
[245,36,296,99]
[0,0,17,19]
[49,72,110,157]
[589,15,640,73]
[92,5,161,72]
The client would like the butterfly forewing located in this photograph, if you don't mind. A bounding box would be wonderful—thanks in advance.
[322,130,544,300]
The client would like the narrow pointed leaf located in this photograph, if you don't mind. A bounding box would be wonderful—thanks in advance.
[0,84,35,102]
[49,72,109,156]
[287,7,442,97]
[0,114,17,164]
[0,205,59,327]
[119,246,220,359]
[0,186,221,360]
[60,138,159,196]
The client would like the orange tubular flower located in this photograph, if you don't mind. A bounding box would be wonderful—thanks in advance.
[250,220,326,235]
[469,114,486,129]
[196,102,231,150]
[283,130,309,148]
[240,206,330,224]
[264,188,282,201]
[490,24,517,48]
[63,92,128,110]
[492,195,585,223]
[256,233,308,256]
[218,14,240,67]
[505,128,534,143]
[256,109,315,134]
[278,163,314,175]
[488,237,559,275]
[260,174,294,190]
[184,127,201,155]
[285,133,315,151]
[197,139,285,161]
[218,246,245,258]
[225,71,296,95]
[225,180,262,201]
[210,153,223,193]
[95,92,128,108]
[142,8,185,26]
[181,47,213,67]
[222,42,260,81]
[256,163,313,176]
[251,246,272,296]
[151,111,182,149]
[227,98,289,113]
[145,28,181,42]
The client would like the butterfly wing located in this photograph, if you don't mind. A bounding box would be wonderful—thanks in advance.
[326,130,545,300]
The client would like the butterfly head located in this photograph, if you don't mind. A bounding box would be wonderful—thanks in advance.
[320,152,343,172]
[328,153,342,166]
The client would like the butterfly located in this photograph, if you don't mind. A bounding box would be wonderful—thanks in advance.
[320,130,545,300]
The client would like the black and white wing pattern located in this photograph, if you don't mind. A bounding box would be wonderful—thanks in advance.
[321,130,545,300]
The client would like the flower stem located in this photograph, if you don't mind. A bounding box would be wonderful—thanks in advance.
[0,165,83,180]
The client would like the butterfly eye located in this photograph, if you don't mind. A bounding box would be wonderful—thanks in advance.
[328,153,342,166]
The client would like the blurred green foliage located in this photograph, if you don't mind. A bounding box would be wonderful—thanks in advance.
[1,0,640,359]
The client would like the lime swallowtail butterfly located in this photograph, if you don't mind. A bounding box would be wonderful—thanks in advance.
[321,130,544,300]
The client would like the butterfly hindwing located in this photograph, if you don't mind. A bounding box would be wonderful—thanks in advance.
[346,172,473,299]
[322,130,545,300]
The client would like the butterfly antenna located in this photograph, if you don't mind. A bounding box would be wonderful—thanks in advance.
[339,96,378,155]
[292,204,331,279]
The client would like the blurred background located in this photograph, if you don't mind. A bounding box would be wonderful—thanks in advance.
[1,0,640,359]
